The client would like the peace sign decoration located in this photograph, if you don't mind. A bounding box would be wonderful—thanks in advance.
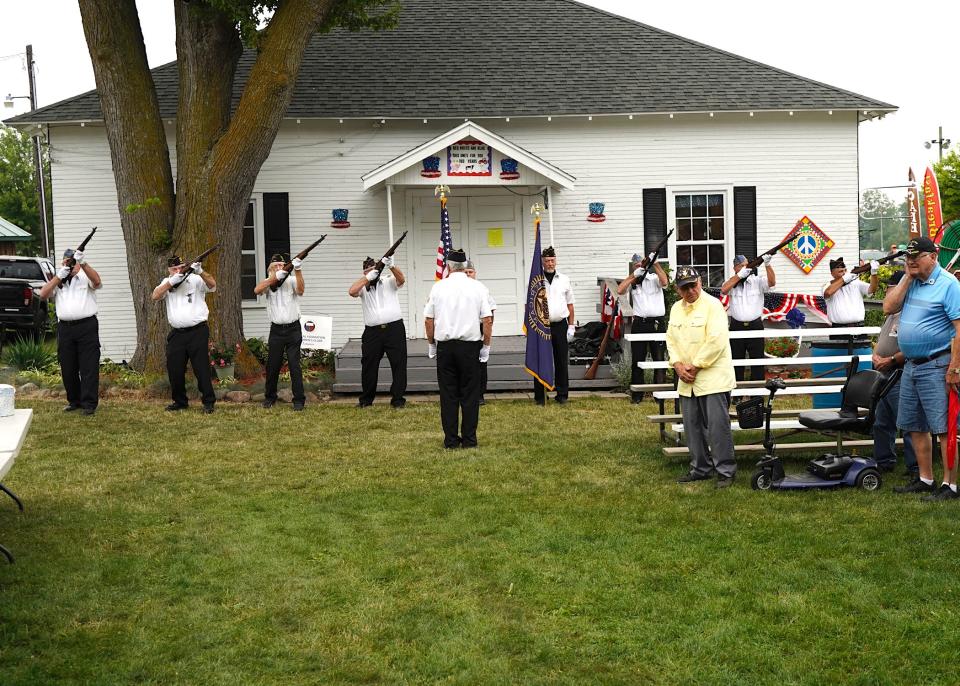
[780,215,835,274]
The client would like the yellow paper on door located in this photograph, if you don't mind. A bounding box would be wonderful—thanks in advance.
[487,228,504,248]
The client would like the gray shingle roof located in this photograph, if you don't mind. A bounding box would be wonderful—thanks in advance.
[5,0,895,125]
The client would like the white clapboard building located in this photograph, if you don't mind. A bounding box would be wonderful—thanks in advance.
[5,0,894,367]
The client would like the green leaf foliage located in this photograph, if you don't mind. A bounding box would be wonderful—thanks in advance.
[0,124,49,255]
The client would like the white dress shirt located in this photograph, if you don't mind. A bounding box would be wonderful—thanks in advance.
[266,277,301,325]
[822,278,870,324]
[631,273,666,318]
[545,271,574,322]
[159,274,215,328]
[359,272,403,326]
[728,272,769,322]
[423,272,493,341]
[51,270,99,321]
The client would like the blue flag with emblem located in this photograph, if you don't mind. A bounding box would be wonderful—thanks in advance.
[523,210,555,390]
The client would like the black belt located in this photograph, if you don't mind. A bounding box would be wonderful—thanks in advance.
[272,321,299,329]
[633,316,664,322]
[58,315,96,327]
[365,319,401,331]
[730,317,762,326]
[172,321,206,333]
[831,321,864,328]
[908,348,951,365]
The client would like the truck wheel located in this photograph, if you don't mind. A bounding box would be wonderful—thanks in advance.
[855,468,881,492]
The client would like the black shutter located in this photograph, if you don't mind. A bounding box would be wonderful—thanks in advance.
[643,188,667,250]
[733,187,757,258]
[263,192,291,270]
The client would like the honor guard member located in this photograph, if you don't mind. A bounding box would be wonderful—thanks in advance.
[822,257,879,327]
[720,253,775,382]
[465,261,496,405]
[537,246,575,405]
[424,248,492,449]
[38,248,102,415]
[618,251,668,403]
[254,253,306,411]
[151,255,217,413]
[666,266,738,488]
[348,255,407,408]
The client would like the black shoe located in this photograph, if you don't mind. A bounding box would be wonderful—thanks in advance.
[903,469,919,478]
[165,403,188,412]
[555,397,568,405]
[631,395,644,404]
[292,403,305,412]
[876,462,896,473]
[63,404,81,412]
[262,399,276,409]
[894,477,936,494]
[357,401,372,408]
[478,397,486,406]
[202,404,215,414]
[391,398,406,409]
[82,407,96,416]
[715,476,735,489]
[677,471,712,483]
[535,399,545,407]
[921,484,959,502]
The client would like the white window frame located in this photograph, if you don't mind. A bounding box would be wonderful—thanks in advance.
[241,193,267,309]
[666,185,734,288]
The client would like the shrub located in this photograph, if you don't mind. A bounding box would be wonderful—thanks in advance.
[246,337,269,366]
[764,337,799,358]
[2,338,58,371]
[301,348,335,370]
[209,341,241,369]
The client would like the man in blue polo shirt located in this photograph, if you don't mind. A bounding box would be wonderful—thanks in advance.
[883,236,960,501]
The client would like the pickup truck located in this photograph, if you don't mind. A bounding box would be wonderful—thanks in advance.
[0,256,55,340]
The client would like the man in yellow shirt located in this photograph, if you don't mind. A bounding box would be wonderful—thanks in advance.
[666,266,738,488]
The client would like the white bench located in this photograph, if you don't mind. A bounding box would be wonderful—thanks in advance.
[0,409,33,563]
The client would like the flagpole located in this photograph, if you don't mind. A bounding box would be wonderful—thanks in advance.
[546,186,555,247]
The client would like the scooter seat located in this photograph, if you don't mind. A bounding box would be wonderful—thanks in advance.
[798,409,868,433]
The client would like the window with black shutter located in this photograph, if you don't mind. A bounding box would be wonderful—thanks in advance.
[733,187,758,260]
[241,193,291,302]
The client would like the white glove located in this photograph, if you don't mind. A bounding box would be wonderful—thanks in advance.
[479,345,491,363]
[647,252,657,263]
[56,266,70,280]
[737,267,751,279]
[870,260,880,275]
[427,342,437,359]
[632,266,644,279]
[73,250,85,265]
[762,254,772,265]
[365,269,379,282]
[567,325,576,342]
[169,273,185,286]
[275,269,288,281]
[191,262,203,275]
[382,255,394,268]
[292,258,303,271]
[842,272,857,284]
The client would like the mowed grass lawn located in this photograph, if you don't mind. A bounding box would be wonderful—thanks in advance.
[1,398,958,685]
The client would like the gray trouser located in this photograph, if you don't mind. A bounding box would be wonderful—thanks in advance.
[681,392,736,478]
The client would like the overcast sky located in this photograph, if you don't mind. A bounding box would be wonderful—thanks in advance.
[2,0,956,196]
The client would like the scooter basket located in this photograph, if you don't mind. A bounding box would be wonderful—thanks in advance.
[735,397,765,429]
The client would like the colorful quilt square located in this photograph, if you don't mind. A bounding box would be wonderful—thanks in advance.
[781,216,834,274]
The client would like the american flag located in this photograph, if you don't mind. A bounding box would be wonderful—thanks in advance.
[435,197,452,280]
[708,287,830,323]
[600,283,623,338]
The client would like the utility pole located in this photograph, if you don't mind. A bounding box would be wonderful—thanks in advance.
[925,125,952,162]
[26,45,50,258]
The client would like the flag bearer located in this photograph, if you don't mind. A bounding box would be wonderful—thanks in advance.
[536,246,575,405]
[255,253,306,411]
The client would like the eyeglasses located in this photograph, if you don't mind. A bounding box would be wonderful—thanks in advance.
[905,252,931,262]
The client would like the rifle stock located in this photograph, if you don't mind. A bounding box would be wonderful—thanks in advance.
[368,231,409,289]
[271,235,327,291]
[584,320,613,380]
[745,232,801,269]
[169,244,219,291]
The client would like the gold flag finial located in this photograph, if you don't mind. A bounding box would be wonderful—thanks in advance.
[531,202,543,217]
[434,185,450,199]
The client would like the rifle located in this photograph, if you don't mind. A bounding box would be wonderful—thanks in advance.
[849,250,905,275]
[271,235,327,291]
[584,303,617,381]
[60,226,97,287]
[633,229,674,282]
[367,230,409,289]
[743,232,801,270]
[169,244,219,291]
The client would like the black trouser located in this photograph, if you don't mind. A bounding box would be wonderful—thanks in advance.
[264,321,305,404]
[166,322,215,407]
[436,339,482,448]
[359,319,407,406]
[57,315,100,410]
[534,320,570,402]
[630,316,666,399]
[729,317,764,382]
[480,361,488,397]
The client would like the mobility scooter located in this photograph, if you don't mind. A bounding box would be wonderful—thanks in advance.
[747,358,900,492]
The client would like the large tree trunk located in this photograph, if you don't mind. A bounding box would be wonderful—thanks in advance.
[78,0,175,374]
[80,0,338,376]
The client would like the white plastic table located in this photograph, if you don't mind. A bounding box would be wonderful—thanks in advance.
[0,409,33,563]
